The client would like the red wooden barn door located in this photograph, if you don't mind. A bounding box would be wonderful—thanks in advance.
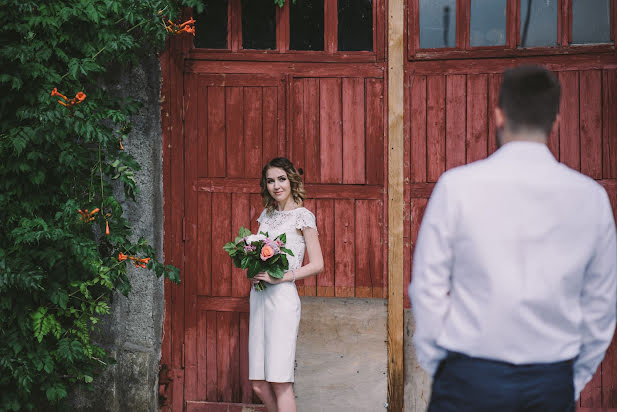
[182,73,285,411]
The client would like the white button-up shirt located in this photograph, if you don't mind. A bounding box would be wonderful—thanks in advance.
[409,141,617,397]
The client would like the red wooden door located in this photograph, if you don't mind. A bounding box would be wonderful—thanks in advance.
[182,73,286,411]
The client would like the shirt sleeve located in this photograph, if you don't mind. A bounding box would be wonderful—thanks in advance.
[409,173,457,376]
[296,209,318,234]
[574,190,617,399]
[256,209,267,225]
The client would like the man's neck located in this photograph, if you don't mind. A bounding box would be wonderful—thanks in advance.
[500,130,547,146]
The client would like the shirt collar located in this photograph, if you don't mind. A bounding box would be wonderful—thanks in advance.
[491,141,556,163]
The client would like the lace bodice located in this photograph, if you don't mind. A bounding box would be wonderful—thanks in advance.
[256,207,318,270]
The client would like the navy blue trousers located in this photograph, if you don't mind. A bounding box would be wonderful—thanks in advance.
[428,352,576,412]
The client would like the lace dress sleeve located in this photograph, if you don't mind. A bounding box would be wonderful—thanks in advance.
[295,208,318,234]
[256,209,268,225]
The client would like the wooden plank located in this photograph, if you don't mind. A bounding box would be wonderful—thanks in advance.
[186,402,266,412]
[226,87,245,178]
[232,194,251,297]
[387,0,405,408]
[343,78,366,184]
[250,194,262,234]
[217,312,232,402]
[206,310,218,401]
[197,81,208,177]
[320,78,344,183]
[488,73,502,155]
[446,74,467,169]
[604,69,617,179]
[301,198,317,296]
[244,87,263,178]
[579,70,602,180]
[230,312,241,402]
[355,200,372,297]
[262,87,279,176]
[375,0,386,60]
[187,52,380,64]
[212,193,232,296]
[239,312,251,404]
[290,78,305,171]
[195,74,283,88]
[334,199,355,297]
[198,192,212,295]
[324,0,338,53]
[466,74,489,163]
[366,78,385,185]
[304,78,321,183]
[580,366,602,407]
[316,199,335,297]
[208,86,227,177]
[427,75,446,182]
[369,199,385,298]
[559,71,581,171]
[197,311,207,401]
[198,297,250,313]
[410,74,427,182]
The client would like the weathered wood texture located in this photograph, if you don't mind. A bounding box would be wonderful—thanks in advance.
[405,66,617,408]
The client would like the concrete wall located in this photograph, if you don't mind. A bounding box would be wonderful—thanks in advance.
[295,297,388,412]
[68,55,165,412]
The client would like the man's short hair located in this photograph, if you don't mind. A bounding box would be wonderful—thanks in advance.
[498,65,561,135]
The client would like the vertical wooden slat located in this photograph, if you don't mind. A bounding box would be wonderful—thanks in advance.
[197,81,208,177]
[466,74,488,163]
[355,200,372,297]
[324,0,338,53]
[446,74,467,170]
[410,75,427,182]
[232,194,251,297]
[559,71,581,171]
[239,312,252,404]
[388,0,405,407]
[198,192,212,295]
[217,312,232,401]
[603,69,617,179]
[316,199,335,297]
[301,198,317,296]
[250,194,262,234]
[366,78,385,185]
[343,78,366,184]
[212,193,232,296]
[290,78,305,170]
[580,70,603,180]
[369,199,385,298]
[226,87,245,178]
[244,87,263,178]
[548,70,561,160]
[580,368,602,407]
[334,199,355,297]
[230,0,241,52]
[320,78,343,183]
[206,310,218,401]
[375,0,386,60]
[427,75,446,182]
[602,329,617,406]
[304,78,321,183]
[230,312,241,402]
[208,86,227,177]
[276,2,290,52]
[488,73,502,156]
[262,86,279,166]
[408,198,428,297]
[197,311,207,401]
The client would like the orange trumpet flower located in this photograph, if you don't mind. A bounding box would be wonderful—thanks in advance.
[105,221,110,236]
[118,252,128,262]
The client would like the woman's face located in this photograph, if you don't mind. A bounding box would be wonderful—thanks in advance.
[265,167,292,204]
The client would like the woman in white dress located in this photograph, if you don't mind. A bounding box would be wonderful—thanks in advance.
[249,157,324,412]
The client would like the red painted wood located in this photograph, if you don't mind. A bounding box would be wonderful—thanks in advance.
[208,87,227,177]
[604,69,617,179]
[197,297,250,312]
[189,49,378,63]
[276,2,289,52]
[239,312,251,404]
[320,78,343,183]
[408,198,428,288]
[198,192,213,295]
[580,70,603,180]
[206,310,218,401]
[232,194,251,297]
[197,82,209,177]
[343,78,366,184]
[230,0,241,52]
[304,78,321,183]
[375,0,386,61]
[197,311,207,401]
[212,193,232,296]
[186,401,266,412]
[366,78,385,185]
[355,200,373,298]
[334,199,355,297]
[290,78,305,172]
[317,199,335,297]
[581,365,603,407]
[226,87,245,177]
[446,74,466,170]
[325,0,338,53]
[410,75,427,182]
[230,311,241,402]
[488,73,502,155]
[427,75,446,182]
[369,199,385,298]
[262,86,279,167]
[244,87,264,178]
[187,60,385,77]
[466,74,488,163]
[559,71,581,171]
[217,311,233,401]
[301,198,317,296]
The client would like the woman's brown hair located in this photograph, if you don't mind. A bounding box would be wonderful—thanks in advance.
[260,157,305,212]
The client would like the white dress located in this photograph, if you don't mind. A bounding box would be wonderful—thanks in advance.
[248,207,317,383]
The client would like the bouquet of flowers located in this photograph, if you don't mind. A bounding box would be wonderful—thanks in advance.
[223,227,295,291]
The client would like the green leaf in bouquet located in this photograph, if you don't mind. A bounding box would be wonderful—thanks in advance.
[260,231,269,237]
[277,233,287,244]
[241,255,252,270]
[280,254,289,269]
[238,226,252,238]
[267,265,285,279]
[247,260,262,278]
[223,242,238,254]
[280,247,294,257]
[232,255,243,268]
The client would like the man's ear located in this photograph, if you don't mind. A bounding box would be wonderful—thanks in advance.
[551,114,561,134]
[494,107,505,129]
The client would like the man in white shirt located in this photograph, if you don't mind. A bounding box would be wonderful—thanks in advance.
[409,65,617,411]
